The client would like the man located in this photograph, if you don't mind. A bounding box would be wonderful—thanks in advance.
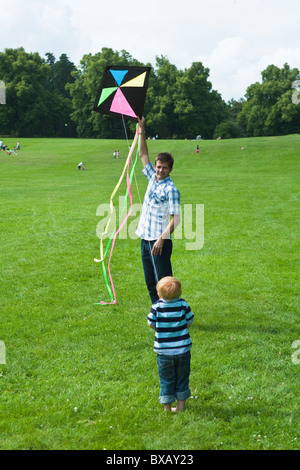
[136,116,181,303]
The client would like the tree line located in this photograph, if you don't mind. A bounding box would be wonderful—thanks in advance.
[0,47,299,139]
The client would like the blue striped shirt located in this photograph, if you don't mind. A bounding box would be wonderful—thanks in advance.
[147,298,194,355]
[136,162,181,241]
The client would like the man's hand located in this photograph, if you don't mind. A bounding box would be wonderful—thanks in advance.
[151,215,180,256]
[151,237,165,256]
[137,115,146,132]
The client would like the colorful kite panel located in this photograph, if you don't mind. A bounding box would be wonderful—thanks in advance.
[93,65,151,121]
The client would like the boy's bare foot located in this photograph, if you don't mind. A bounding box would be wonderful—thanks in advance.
[164,400,186,412]
[172,400,186,412]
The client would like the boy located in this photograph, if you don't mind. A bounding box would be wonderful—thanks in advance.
[136,116,181,304]
[147,276,194,412]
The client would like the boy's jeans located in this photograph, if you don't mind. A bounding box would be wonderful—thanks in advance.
[157,351,191,404]
[141,239,173,304]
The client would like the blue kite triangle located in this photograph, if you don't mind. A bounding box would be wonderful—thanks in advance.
[110,69,128,86]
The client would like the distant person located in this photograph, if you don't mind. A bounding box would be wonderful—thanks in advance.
[78,162,86,170]
[16,141,20,150]
[147,276,194,412]
[116,150,120,159]
[196,145,199,154]
[113,151,117,159]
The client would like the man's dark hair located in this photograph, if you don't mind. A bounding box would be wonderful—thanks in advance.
[155,152,174,169]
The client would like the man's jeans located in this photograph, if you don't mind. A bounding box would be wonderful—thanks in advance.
[141,239,173,304]
[157,351,191,404]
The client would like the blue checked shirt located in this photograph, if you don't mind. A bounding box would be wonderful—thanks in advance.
[136,162,181,241]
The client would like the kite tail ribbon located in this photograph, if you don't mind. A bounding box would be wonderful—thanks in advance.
[95,125,140,305]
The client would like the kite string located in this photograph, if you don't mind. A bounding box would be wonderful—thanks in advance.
[95,91,135,302]
[121,113,130,149]
[96,96,158,302]
[95,124,138,304]
[115,73,159,289]
[99,127,139,304]
[115,80,141,198]
[94,145,133,263]
[119,114,159,284]
[120,111,143,205]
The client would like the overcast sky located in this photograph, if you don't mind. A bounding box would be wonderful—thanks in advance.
[1,0,299,101]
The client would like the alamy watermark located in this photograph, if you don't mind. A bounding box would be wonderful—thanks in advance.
[292,80,300,105]
[292,340,300,365]
[0,81,6,105]
[96,198,204,251]
[0,341,5,365]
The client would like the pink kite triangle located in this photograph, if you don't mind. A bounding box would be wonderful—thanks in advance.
[110,88,137,119]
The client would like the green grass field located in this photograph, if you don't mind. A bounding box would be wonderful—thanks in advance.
[0,133,299,450]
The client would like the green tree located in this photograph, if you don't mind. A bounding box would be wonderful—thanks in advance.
[237,63,300,136]
[227,98,245,121]
[0,48,52,136]
[175,62,227,139]
[146,58,226,139]
[50,53,77,98]
[213,120,245,139]
[45,52,55,67]
[0,48,77,137]
[45,52,77,136]
[145,56,182,139]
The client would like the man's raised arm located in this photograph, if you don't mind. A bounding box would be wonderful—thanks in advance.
[137,116,150,167]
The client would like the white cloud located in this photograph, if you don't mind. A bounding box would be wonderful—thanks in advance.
[203,37,250,100]
[1,0,300,101]
[203,38,300,101]
[0,0,79,62]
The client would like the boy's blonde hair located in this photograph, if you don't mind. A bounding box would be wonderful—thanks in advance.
[156,276,182,300]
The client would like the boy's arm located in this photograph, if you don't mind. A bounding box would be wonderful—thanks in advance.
[147,318,156,330]
[147,307,157,330]
[185,303,194,329]
[137,116,150,167]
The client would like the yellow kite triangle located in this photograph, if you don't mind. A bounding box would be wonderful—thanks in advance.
[121,72,146,88]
